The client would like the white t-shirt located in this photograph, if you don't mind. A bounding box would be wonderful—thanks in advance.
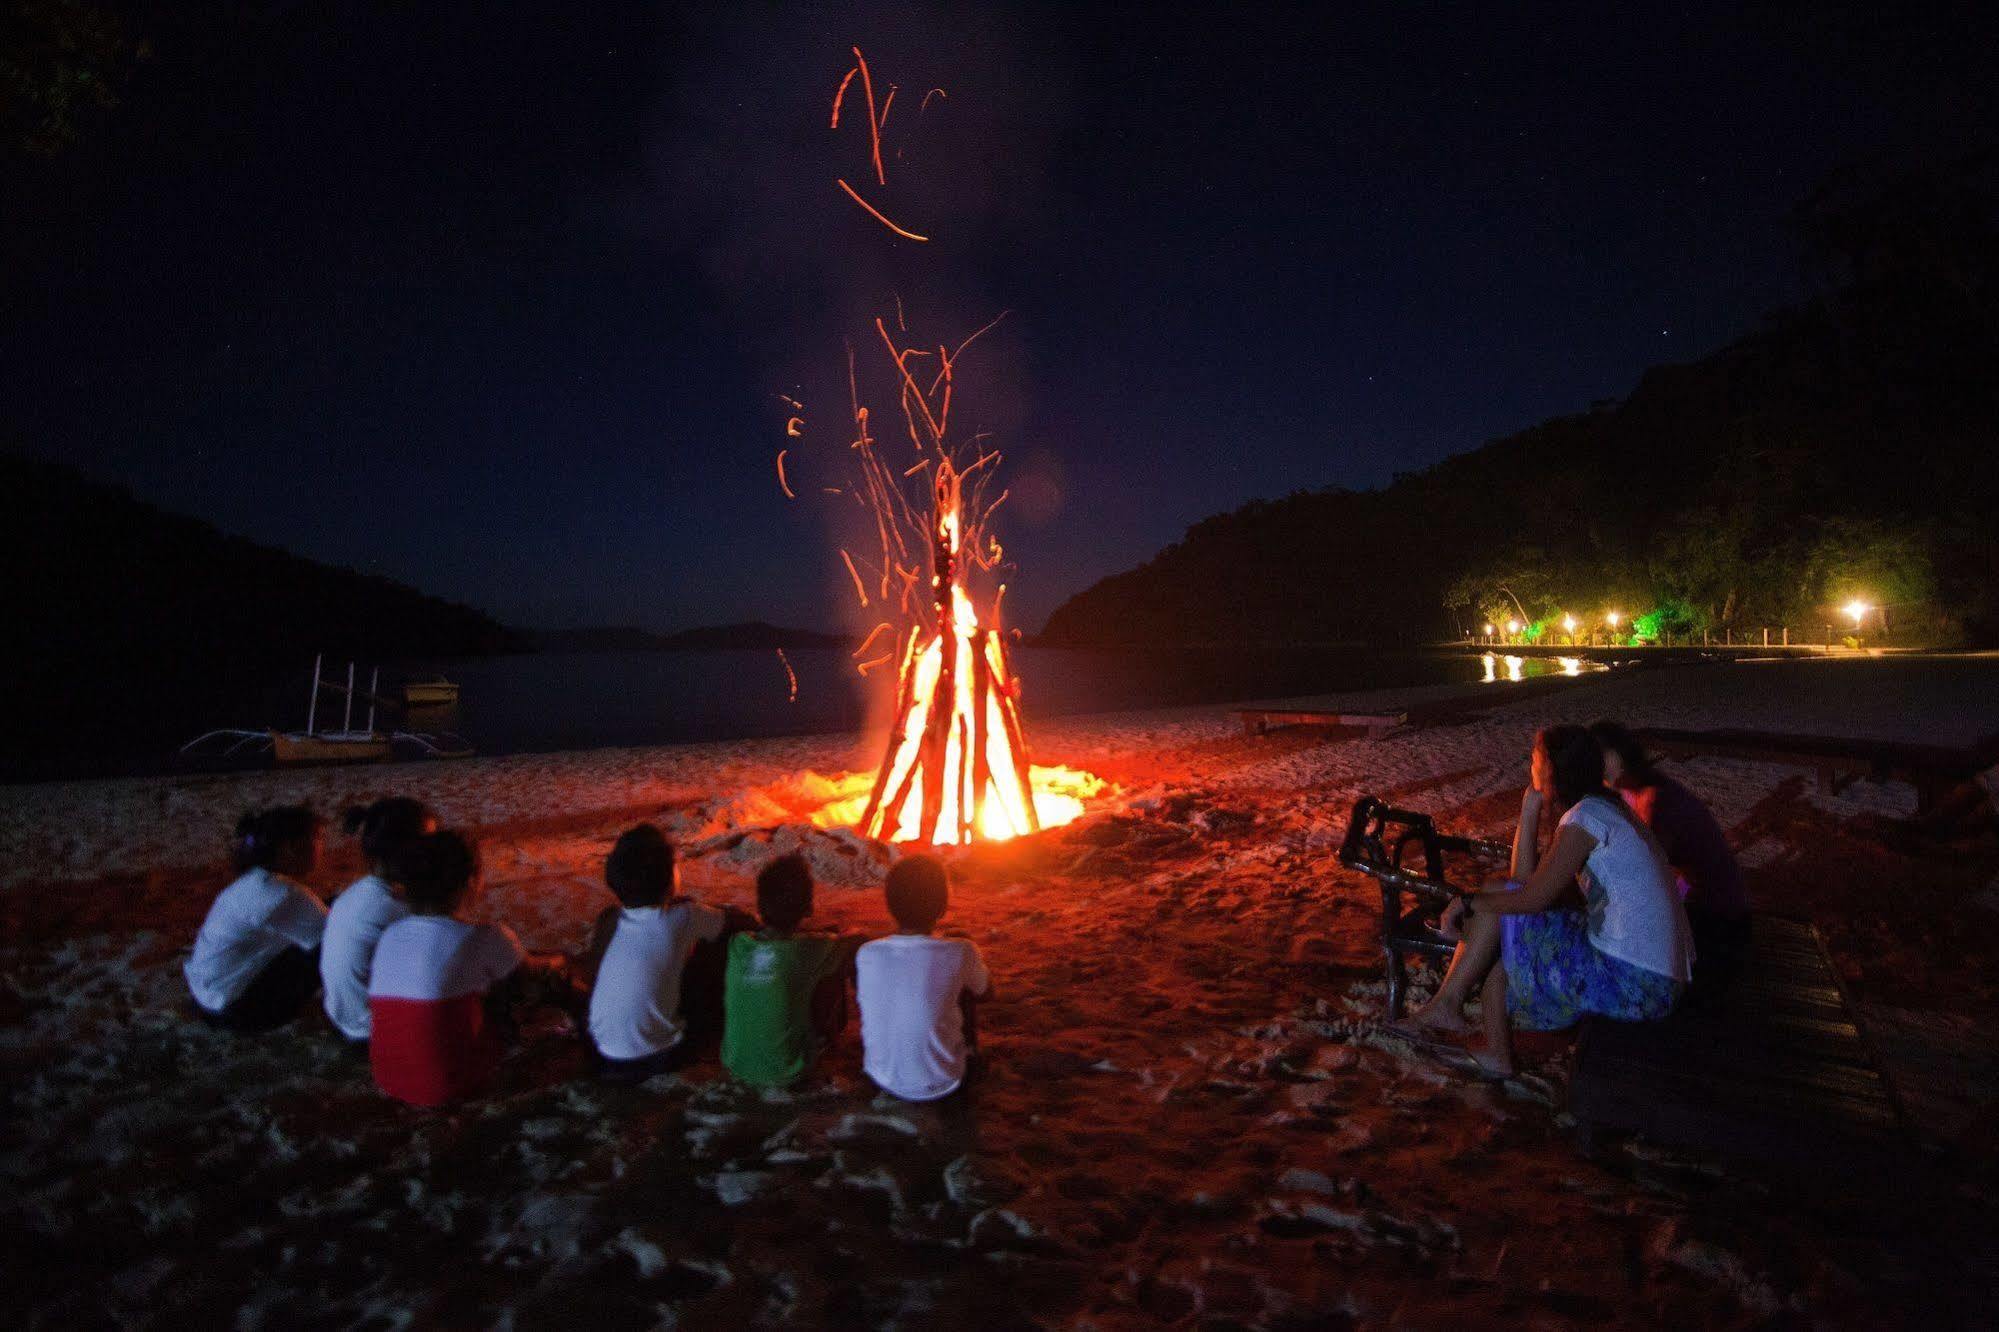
[856,934,991,1101]
[320,875,410,1040]
[368,915,525,1003]
[185,867,329,1012]
[1559,796,1693,981]
[587,901,726,1060]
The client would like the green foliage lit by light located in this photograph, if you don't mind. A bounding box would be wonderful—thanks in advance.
[1629,608,1666,644]
[1523,618,1549,644]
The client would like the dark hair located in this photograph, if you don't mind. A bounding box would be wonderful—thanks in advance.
[1587,720,1660,788]
[390,831,479,913]
[606,824,674,909]
[756,854,814,932]
[232,805,320,872]
[342,797,433,864]
[884,854,949,931]
[1538,724,1609,807]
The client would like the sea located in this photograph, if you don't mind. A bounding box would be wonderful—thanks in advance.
[378,645,1586,758]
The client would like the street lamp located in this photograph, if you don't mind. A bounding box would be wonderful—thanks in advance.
[1843,599,1871,628]
[1482,622,1495,642]
[1562,614,1577,644]
[1505,618,1520,642]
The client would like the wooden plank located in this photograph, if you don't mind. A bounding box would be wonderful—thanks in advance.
[1569,918,1908,1164]
[1236,708,1406,733]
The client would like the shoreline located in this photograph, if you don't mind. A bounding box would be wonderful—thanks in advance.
[6,654,1997,894]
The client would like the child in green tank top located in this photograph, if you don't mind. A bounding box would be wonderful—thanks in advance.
[722,854,858,1086]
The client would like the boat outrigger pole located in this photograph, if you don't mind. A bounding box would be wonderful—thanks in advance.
[306,653,323,736]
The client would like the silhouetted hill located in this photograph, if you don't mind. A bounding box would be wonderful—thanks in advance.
[0,452,525,780]
[1043,156,1999,648]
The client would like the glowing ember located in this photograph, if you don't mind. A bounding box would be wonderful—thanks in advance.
[769,46,1105,845]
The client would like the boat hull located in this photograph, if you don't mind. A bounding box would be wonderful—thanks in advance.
[270,731,391,765]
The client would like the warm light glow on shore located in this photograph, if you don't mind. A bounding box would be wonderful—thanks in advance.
[1606,610,1621,627]
[1844,599,1871,626]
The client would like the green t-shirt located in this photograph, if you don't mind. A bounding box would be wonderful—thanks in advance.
[721,931,843,1086]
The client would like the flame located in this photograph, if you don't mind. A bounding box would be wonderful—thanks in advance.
[774,46,1104,846]
[808,763,1106,842]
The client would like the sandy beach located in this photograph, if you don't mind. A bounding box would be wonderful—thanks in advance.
[5,655,1998,1327]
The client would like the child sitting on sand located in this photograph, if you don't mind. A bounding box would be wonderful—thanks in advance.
[320,798,433,1046]
[586,824,730,1082]
[721,853,858,1087]
[856,854,991,1102]
[185,806,329,1032]
[366,830,530,1106]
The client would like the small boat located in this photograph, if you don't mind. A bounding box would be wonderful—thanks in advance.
[181,656,475,768]
[402,676,460,707]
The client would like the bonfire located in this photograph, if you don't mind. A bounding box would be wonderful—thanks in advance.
[779,47,1104,846]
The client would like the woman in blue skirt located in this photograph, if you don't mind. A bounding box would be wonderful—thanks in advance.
[1393,724,1693,1079]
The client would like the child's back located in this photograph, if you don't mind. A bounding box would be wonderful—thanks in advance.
[322,798,430,1043]
[321,874,408,1041]
[588,898,725,1061]
[722,930,844,1086]
[856,934,988,1100]
[369,914,524,1105]
[856,855,989,1102]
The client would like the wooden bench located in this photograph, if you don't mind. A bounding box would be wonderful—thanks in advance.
[1570,916,1908,1169]
[1336,796,1509,1017]
[1637,725,1999,816]
[1236,707,1406,737]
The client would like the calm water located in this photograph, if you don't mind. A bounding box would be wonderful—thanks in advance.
[383,646,1586,758]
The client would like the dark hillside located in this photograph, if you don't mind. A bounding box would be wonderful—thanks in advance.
[1042,156,1999,648]
[0,453,525,779]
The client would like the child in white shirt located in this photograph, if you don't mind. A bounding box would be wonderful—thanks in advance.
[320,798,433,1045]
[857,854,991,1102]
[587,824,733,1082]
[185,806,328,1032]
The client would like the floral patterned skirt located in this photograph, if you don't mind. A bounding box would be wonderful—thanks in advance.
[1500,908,1683,1031]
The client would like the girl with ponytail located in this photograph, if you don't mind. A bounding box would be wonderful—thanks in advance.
[186,805,329,1031]
[320,798,435,1045]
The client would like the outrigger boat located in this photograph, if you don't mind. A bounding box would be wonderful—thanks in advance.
[181,655,474,767]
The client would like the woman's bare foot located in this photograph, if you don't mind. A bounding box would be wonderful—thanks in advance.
[1467,1047,1515,1081]
[1389,1001,1470,1039]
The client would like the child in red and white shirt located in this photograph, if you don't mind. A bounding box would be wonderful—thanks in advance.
[367,831,528,1106]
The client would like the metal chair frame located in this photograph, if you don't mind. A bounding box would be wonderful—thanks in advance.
[1336,795,1510,1017]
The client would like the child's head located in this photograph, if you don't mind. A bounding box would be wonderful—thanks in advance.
[756,854,815,932]
[606,823,676,909]
[342,797,436,870]
[1587,719,1658,789]
[884,853,949,932]
[388,830,479,916]
[232,805,322,876]
[1535,724,1607,807]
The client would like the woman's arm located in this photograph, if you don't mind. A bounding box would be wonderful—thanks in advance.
[1510,787,1545,880]
[1477,823,1596,916]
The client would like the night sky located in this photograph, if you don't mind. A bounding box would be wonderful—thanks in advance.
[5,2,1994,634]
